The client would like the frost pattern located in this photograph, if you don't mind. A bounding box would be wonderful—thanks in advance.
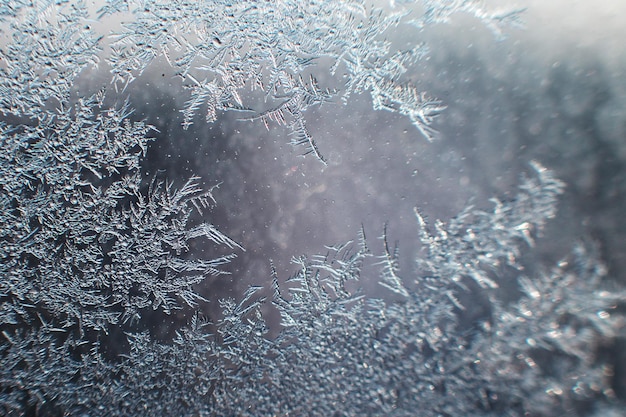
[0,1,102,121]
[0,91,241,333]
[2,154,623,415]
[96,0,517,162]
[0,1,624,417]
[409,0,525,39]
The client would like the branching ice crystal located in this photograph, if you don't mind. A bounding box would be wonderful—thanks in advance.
[96,0,522,162]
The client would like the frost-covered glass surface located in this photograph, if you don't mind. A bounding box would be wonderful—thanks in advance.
[1,1,625,415]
